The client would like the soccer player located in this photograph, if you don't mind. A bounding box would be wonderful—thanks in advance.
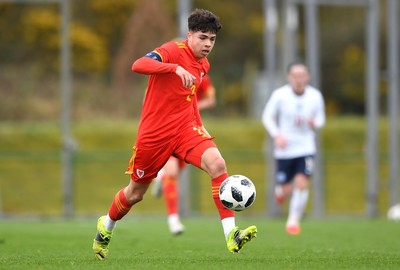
[151,74,216,235]
[92,9,257,260]
[261,62,325,235]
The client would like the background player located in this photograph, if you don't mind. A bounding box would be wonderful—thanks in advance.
[151,74,216,235]
[92,9,257,260]
[261,61,325,235]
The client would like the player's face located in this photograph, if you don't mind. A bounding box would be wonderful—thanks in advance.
[187,31,216,59]
[288,65,310,94]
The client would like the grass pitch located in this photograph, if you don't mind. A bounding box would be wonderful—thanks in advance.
[0,217,399,270]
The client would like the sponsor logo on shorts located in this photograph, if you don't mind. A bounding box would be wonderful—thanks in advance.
[136,169,145,178]
[276,172,287,183]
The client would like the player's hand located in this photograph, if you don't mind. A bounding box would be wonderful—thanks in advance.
[175,66,196,88]
[274,134,287,149]
[308,118,315,128]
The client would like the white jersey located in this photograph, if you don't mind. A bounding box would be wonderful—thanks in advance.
[261,84,325,159]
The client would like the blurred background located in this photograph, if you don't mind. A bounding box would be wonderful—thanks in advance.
[0,0,398,219]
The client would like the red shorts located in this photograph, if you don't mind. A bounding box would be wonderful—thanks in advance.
[125,125,216,184]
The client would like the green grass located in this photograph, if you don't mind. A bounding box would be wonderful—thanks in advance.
[0,117,394,216]
[0,217,399,269]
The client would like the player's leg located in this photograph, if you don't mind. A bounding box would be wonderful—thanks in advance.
[93,144,170,260]
[162,157,184,235]
[185,142,257,253]
[275,182,293,205]
[187,144,233,233]
[93,179,150,260]
[151,167,165,198]
[274,159,294,205]
[286,156,313,235]
[286,173,309,235]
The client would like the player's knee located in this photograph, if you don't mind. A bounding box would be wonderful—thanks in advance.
[208,156,227,177]
[296,183,308,190]
[294,174,309,189]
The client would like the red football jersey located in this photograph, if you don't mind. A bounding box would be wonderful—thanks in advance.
[196,74,212,101]
[133,40,210,148]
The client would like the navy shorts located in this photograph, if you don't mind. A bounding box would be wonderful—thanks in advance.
[275,156,314,184]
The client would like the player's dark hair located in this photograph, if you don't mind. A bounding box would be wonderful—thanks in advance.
[287,60,308,74]
[188,9,222,34]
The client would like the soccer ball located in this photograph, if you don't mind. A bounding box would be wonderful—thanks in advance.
[219,175,256,211]
[387,204,400,221]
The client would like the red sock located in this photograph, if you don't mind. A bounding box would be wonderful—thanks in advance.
[212,173,235,219]
[108,189,132,221]
[162,175,178,215]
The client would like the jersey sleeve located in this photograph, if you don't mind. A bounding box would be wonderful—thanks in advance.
[261,91,280,138]
[313,91,326,129]
[131,41,179,74]
[201,74,211,88]
[154,41,180,63]
[198,75,212,95]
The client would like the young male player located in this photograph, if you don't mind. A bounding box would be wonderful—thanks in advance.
[261,62,325,235]
[151,74,217,235]
[92,9,257,260]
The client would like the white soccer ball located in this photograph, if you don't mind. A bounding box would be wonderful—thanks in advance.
[387,204,400,221]
[219,175,256,211]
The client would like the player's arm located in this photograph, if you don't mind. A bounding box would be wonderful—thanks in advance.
[261,92,280,138]
[261,92,287,149]
[132,46,196,88]
[313,92,326,128]
[132,52,178,74]
[308,92,326,129]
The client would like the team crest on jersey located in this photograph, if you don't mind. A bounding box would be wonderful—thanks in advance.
[136,169,145,178]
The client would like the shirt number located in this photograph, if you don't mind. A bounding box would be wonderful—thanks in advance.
[186,85,196,102]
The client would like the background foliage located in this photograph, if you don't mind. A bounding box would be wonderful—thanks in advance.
[0,0,393,120]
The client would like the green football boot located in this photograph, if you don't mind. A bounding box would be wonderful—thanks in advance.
[226,225,257,253]
[92,216,113,260]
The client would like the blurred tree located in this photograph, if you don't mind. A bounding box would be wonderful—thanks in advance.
[112,0,176,92]
[69,22,108,74]
[0,0,392,119]
[194,0,264,116]
[72,0,139,75]
[86,0,138,58]
[318,6,366,115]
[336,45,365,114]
[316,4,387,115]
[21,8,59,66]
[0,4,109,75]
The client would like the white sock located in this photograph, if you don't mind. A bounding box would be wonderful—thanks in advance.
[221,217,236,239]
[103,214,117,231]
[168,213,181,224]
[287,188,309,226]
